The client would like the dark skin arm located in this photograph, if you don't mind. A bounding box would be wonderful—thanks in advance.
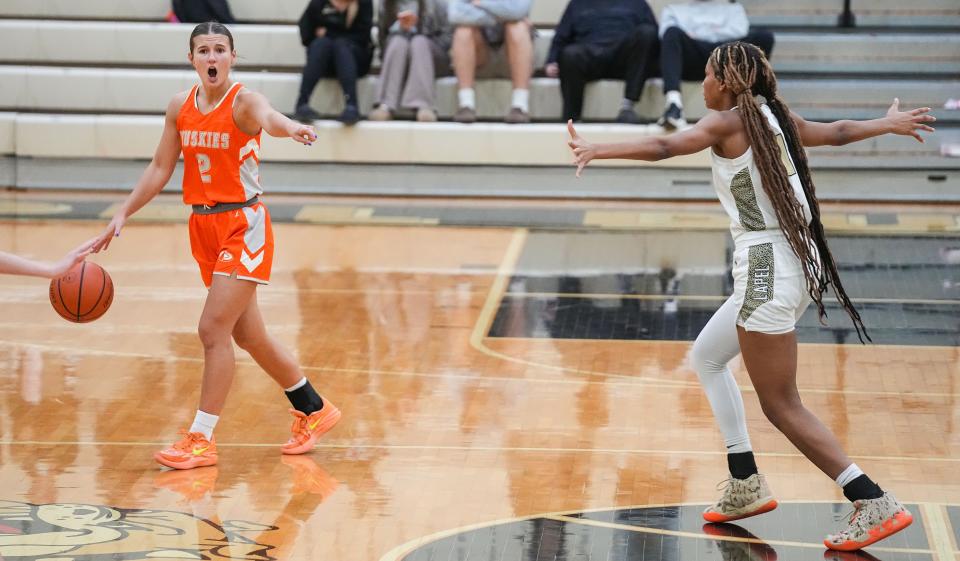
[792,98,935,147]
[567,111,742,177]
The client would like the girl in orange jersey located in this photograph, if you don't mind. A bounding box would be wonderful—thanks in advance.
[92,22,340,470]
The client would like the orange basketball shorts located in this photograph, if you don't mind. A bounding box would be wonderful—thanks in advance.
[188,201,274,287]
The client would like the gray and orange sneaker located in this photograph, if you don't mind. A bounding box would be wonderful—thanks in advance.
[702,522,778,561]
[824,493,912,551]
[154,430,217,470]
[703,474,778,523]
[281,400,342,455]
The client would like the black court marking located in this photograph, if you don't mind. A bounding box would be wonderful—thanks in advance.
[399,504,933,561]
[487,232,960,346]
[488,293,960,346]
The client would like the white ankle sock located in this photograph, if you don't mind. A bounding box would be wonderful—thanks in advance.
[511,89,529,112]
[284,376,307,392]
[620,98,634,111]
[189,410,219,441]
[666,90,684,109]
[458,88,476,110]
[835,463,865,488]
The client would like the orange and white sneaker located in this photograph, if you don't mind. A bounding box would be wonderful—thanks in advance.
[703,474,778,523]
[154,466,219,502]
[281,400,341,455]
[824,493,913,551]
[282,455,339,498]
[154,430,218,470]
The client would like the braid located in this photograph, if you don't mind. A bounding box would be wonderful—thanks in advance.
[709,42,870,342]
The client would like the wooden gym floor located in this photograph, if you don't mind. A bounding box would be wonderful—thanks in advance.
[0,193,958,561]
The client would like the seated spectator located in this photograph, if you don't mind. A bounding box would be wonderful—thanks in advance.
[294,0,374,125]
[171,0,236,23]
[370,0,452,122]
[658,0,774,129]
[448,0,535,124]
[545,0,660,124]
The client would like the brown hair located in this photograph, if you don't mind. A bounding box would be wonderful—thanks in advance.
[708,41,870,342]
[189,21,235,52]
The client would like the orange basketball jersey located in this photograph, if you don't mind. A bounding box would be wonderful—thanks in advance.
[177,82,262,206]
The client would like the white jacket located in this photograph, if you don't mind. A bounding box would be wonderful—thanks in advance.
[659,0,750,43]
[448,0,531,26]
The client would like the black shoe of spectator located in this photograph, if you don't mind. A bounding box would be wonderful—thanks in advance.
[658,103,688,130]
[615,108,642,124]
[294,104,322,123]
[454,106,477,124]
[337,104,361,125]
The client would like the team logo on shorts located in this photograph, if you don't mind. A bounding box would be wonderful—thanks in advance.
[218,250,234,263]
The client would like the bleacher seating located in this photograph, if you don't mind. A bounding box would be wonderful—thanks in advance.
[0,0,958,182]
[3,0,958,27]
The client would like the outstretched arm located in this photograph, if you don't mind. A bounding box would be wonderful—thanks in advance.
[92,93,184,252]
[792,98,935,147]
[567,112,739,177]
[237,90,317,145]
[0,238,97,278]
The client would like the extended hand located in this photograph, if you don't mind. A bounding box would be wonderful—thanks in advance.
[290,123,317,145]
[48,237,98,278]
[397,11,418,31]
[567,120,595,178]
[92,215,126,253]
[886,98,936,143]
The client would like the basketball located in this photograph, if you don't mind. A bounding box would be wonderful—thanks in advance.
[49,262,114,323]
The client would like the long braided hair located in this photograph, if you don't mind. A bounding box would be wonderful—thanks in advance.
[708,42,869,342]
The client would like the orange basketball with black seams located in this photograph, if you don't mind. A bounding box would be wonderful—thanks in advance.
[49,262,114,323]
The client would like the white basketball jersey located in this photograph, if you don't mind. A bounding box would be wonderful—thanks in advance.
[711,103,812,246]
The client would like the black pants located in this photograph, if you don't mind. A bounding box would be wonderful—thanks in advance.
[172,0,236,23]
[557,24,659,122]
[297,36,373,108]
[660,26,775,93]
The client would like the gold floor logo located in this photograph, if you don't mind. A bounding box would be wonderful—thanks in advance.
[0,500,276,560]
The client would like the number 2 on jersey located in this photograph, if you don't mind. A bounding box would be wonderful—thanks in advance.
[196,153,212,184]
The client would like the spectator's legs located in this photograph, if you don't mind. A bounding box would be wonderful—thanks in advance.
[617,24,658,105]
[375,35,413,115]
[401,35,439,111]
[295,37,334,118]
[743,27,776,58]
[451,26,486,121]
[558,44,595,122]
[659,26,713,128]
[503,20,533,118]
[613,23,658,123]
[660,26,684,96]
[330,38,361,107]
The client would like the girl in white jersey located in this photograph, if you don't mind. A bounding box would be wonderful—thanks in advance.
[567,42,935,552]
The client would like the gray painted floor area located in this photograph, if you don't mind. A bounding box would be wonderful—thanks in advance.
[4,158,960,202]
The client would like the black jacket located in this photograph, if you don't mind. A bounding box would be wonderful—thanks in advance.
[547,0,657,64]
[172,0,236,23]
[298,0,374,48]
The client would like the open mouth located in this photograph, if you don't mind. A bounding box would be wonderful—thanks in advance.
[207,67,218,79]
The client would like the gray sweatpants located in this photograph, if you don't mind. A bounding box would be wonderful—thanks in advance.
[376,34,451,111]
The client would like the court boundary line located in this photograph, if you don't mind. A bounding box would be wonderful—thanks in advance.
[1,340,958,399]
[2,439,959,465]
[377,499,955,561]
